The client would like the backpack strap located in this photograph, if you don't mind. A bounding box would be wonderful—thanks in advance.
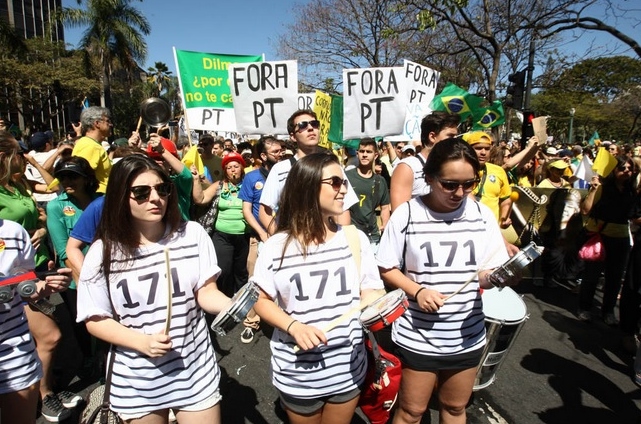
[343,224,361,277]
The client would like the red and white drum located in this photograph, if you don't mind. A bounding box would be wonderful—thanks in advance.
[474,286,528,390]
[359,289,409,332]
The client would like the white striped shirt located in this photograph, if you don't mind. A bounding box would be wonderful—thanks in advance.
[77,222,222,413]
[397,154,430,198]
[0,219,42,394]
[252,227,383,398]
[377,197,508,356]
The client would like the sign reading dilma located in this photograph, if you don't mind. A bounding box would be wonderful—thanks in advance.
[342,67,407,139]
[173,48,263,132]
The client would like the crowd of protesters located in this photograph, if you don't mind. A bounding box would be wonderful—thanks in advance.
[1,106,641,424]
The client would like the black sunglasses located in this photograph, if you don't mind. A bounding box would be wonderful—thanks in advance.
[435,177,479,192]
[295,120,320,132]
[321,176,348,191]
[130,182,172,201]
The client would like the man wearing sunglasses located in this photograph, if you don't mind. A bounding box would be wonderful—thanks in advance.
[390,111,460,211]
[197,134,223,183]
[258,110,358,234]
[71,106,113,193]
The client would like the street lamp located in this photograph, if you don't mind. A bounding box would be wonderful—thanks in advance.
[568,108,576,144]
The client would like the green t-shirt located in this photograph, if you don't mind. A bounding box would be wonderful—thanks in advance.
[215,183,248,234]
[345,168,390,243]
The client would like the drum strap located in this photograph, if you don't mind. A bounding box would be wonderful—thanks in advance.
[343,224,361,276]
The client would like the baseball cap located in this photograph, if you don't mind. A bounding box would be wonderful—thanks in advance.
[30,132,49,151]
[401,144,416,153]
[54,161,88,178]
[548,159,569,170]
[463,131,492,145]
[546,147,558,155]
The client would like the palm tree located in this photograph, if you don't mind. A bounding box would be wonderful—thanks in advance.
[59,0,150,109]
[146,61,172,97]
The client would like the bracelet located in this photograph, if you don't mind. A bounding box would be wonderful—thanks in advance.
[414,287,425,299]
[286,319,297,335]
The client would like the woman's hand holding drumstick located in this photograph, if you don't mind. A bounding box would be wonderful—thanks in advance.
[292,289,385,353]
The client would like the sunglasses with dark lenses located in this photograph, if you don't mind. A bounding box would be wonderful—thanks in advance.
[618,165,633,172]
[57,172,82,180]
[295,120,320,132]
[130,182,172,201]
[435,177,479,192]
[321,176,349,191]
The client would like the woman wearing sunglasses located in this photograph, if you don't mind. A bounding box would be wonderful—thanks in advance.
[76,155,231,423]
[377,138,510,424]
[252,152,384,424]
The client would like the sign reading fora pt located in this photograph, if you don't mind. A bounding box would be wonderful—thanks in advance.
[229,60,298,135]
[173,48,263,131]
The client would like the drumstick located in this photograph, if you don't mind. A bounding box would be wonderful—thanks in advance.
[163,248,172,335]
[135,116,142,133]
[443,246,501,302]
[293,290,383,353]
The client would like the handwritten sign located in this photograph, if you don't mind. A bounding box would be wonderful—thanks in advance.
[313,90,332,149]
[173,48,263,132]
[343,67,407,139]
[298,92,316,111]
[229,60,298,134]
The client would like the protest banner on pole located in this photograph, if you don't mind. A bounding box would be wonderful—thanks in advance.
[229,60,298,134]
[342,67,407,139]
[313,90,332,150]
[173,48,263,132]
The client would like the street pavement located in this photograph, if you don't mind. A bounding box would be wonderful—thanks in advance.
[42,275,641,423]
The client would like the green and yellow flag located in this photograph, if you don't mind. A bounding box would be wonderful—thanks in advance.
[588,131,600,146]
[430,83,483,121]
[472,101,505,130]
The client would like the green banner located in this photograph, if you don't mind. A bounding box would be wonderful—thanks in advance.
[174,49,263,109]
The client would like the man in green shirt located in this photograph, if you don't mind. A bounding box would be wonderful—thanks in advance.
[345,138,391,253]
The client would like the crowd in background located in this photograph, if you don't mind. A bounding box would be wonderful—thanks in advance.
[1,106,641,424]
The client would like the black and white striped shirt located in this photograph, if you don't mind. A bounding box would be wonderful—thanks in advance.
[377,198,509,356]
[0,219,42,394]
[252,227,383,398]
[77,222,222,413]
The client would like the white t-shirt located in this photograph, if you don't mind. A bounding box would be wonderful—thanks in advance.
[26,150,58,203]
[77,222,222,414]
[251,226,383,398]
[0,219,42,394]
[396,154,430,198]
[377,197,508,357]
[259,156,358,211]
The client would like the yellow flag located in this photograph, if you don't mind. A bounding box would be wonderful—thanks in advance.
[181,145,205,175]
[592,147,618,177]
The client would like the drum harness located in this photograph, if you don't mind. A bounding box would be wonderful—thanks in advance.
[516,187,547,246]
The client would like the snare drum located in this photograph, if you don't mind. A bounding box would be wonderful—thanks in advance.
[210,282,259,336]
[474,286,528,390]
[359,289,409,332]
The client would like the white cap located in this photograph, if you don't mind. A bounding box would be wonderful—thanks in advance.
[546,146,557,155]
[402,144,416,153]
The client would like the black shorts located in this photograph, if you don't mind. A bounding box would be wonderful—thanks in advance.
[395,345,484,372]
[278,386,361,415]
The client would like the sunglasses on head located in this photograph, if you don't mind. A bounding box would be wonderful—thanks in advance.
[295,120,320,132]
[130,182,172,201]
[321,176,348,191]
[435,177,479,192]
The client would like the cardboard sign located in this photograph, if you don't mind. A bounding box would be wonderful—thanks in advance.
[173,48,263,132]
[313,90,332,149]
[229,60,298,134]
[532,116,548,145]
[343,67,407,139]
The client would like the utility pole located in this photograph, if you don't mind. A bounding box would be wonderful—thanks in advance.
[520,39,536,150]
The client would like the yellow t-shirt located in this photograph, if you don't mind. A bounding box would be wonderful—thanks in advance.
[72,136,112,193]
[473,162,511,223]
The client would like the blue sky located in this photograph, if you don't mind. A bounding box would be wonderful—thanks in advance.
[61,0,639,76]
[61,0,299,72]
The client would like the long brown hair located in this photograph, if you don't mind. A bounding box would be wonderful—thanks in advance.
[276,151,338,261]
[0,131,20,184]
[95,155,182,281]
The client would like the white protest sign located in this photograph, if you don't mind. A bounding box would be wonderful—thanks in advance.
[229,60,298,134]
[343,67,407,139]
[298,92,316,110]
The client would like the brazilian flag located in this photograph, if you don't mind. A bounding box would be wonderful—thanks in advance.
[430,83,483,121]
[472,100,505,130]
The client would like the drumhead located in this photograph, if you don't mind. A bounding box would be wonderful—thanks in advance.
[360,289,404,323]
[482,287,527,322]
